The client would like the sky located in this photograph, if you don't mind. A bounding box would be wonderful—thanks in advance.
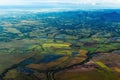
[0,0,120,9]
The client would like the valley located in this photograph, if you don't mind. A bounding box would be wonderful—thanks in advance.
[0,10,120,80]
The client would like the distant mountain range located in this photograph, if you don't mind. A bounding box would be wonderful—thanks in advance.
[101,11,120,22]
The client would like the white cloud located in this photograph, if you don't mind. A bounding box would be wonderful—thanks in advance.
[0,0,120,7]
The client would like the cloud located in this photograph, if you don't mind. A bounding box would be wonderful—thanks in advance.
[0,0,120,8]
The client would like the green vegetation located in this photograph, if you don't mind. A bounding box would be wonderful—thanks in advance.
[96,43,120,52]
[0,10,120,80]
[95,61,119,80]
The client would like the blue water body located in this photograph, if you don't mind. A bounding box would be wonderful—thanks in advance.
[38,54,63,63]
[20,58,35,66]
[17,67,34,74]
[72,52,79,57]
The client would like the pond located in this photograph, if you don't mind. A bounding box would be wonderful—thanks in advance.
[37,54,63,63]
[17,67,34,74]
[72,52,79,57]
